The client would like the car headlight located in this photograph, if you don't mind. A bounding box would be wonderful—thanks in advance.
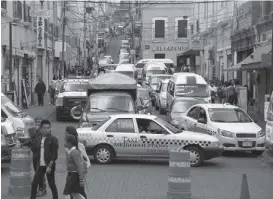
[212,141,220,147]
[220,130,234,138]
[16,127,25,137]
[257,130,265,138]
[55,97,63,106]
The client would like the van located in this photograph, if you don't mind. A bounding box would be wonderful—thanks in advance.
[265,91,273,160]
[1,93,35,140]
[142,62,167,83]
[115,64,135,79]
[166,73,210,110]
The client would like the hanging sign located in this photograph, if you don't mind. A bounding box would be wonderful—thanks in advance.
[37,16,45,49]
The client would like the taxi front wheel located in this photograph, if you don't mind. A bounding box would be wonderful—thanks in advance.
[184,146,204,167]
[93,145,114,164]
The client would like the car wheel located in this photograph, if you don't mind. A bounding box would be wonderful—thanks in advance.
[93,145,114,164]
[251,150,264,156]
[184,146,204,167]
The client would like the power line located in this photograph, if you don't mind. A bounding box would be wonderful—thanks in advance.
[65,1,229,4]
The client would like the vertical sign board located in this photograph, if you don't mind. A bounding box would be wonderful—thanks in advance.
[21,79,30,108]
[37,16,45,49]
[238,87,248,113]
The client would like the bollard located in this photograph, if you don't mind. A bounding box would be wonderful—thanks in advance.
[9,142,32,197]
[167,149,192,199]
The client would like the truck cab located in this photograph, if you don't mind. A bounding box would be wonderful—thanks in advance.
[265,91,273,160]
[77,73,146,128]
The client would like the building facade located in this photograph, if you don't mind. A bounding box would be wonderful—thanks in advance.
[1,1,61,106]
[141,3,192,66]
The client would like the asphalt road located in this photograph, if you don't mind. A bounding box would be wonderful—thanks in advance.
[2,37,273,199]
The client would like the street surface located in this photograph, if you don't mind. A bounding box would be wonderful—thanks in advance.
[2,37,273,199]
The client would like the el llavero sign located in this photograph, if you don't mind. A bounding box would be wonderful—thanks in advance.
[153,46,189,52]
[37,16,45,49]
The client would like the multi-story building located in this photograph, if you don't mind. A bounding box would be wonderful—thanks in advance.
[141,3,191,66]
[1,1,61,107]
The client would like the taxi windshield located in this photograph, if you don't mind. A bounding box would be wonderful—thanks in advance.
[151,76,169,85]
[164,63,174,68]
[208,108,252,123]
[61,82,90,92]
[147,70,165,76]
[88,95,135,113]
[155,117,180,134]
[117,71,134,79]
[172,100,205,113]
[1,95,22,117]
[175,84,209,97]
[135,63,145,68]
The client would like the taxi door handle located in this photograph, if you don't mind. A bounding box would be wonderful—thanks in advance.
[107,135,114,137]
[140,136,147,139]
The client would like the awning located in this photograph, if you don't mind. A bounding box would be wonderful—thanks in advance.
[181,49,200,56]
[241,44,271,70]
[224,64,241,71]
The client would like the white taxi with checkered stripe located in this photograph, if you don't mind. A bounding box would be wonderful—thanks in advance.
[179,104,265,155]
[77,114,223,167]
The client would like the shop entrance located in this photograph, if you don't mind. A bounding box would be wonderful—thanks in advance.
[154,54,165,59]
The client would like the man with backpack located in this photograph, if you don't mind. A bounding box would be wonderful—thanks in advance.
[226,81,236,105]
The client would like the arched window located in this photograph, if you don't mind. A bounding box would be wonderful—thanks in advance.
[13,1,23,19]
[1,1,7,10]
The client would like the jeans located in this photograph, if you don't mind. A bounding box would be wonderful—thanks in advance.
[33,158,46,190]
[30,166,58,199]
[37,94,44,106]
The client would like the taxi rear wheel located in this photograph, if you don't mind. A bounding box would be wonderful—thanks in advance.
[93,145,114,164]
[184,146,204,167]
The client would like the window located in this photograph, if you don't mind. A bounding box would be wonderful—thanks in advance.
[1,110,8,119]
[154,54,165,59]
[190,24,194,35]
[27,6,31,23]
[198,108,207,123]
[1,1,7,10]
[187,107,200,120]
[45,19,48,32]
[13,1,23,19]
[105,118,135,133]
[154,20,165,38]
[177,19,187,38]
[221,1,225,8]
[208,108,252,123]
[136,119,168,135]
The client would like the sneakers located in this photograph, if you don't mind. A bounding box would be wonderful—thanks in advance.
[36,189,47,197]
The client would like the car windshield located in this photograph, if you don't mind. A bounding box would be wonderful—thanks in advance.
[147,70,165,76]
[137,89,149,99]
[117,71,134,79]
[151,76,170,85]
[208,108,252,123]
[175,84,209,97]
[172,100,205,113]
[135,63,145,68]
[161,83,168,92]
[155,117,181,134]
[61,82,90,92]
[88,95,135,113]
[1,95,22,117]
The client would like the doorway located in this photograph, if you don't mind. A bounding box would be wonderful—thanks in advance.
[154,54,165,59]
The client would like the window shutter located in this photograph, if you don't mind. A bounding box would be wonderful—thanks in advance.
[165,18,168,40]
[28,7,32,23]
[23,1,27,21]
[13,1,17,18]
[17,1,22,19]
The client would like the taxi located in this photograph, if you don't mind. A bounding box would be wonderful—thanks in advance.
[179,103,265,155]
[77,114,223,167]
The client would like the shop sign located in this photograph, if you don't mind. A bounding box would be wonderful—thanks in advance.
[153,46,189,52]
[37,16,45,49]
[31,9,52,18]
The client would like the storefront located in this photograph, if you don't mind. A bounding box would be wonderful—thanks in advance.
[142,42,189,66]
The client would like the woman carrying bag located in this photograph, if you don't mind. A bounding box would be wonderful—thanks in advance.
[64,134,86,199]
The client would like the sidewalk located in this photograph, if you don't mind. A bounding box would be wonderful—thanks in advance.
[23,94,55,120]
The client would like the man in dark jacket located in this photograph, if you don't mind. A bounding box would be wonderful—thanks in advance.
[35,78,46,106]
[30,120,59,199]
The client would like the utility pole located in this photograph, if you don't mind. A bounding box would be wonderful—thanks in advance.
[83,1,87,71]
[52,1,56,77]
[61,1,66,78]
[129,0,135,64]
[9,22,13,90]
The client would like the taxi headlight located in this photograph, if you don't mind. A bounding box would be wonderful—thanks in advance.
[257,130,265,138]
[212,141,220,147]
[220,130,234,138]
[16,127,25,137]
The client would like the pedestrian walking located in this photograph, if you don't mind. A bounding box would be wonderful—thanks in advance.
[35,78,46,106]
[25,117,47,197]
[48,80,56,105]
[226,81,236,105]
[30,120,59,199]
[65,126,91,199]
[63,134,86,199]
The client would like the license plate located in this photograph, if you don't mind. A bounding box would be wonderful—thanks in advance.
[74,111,81,115]
[242,141,252,147]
